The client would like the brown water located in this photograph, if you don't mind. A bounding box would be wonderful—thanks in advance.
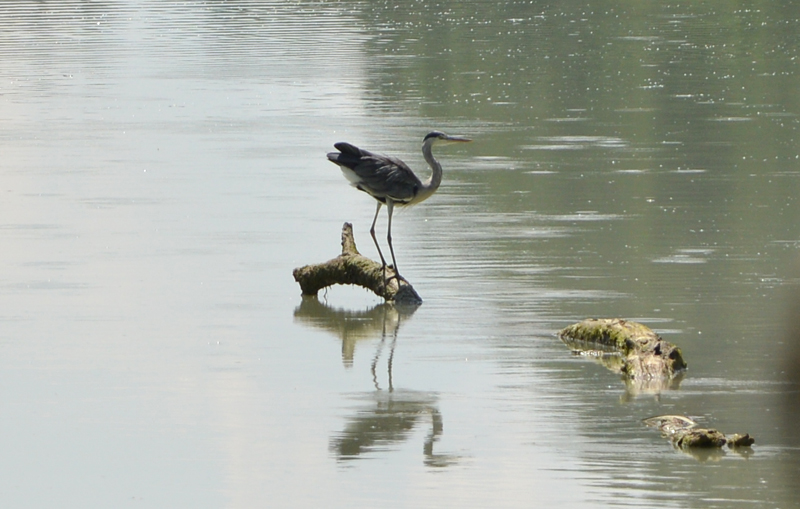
[1,1,799,507]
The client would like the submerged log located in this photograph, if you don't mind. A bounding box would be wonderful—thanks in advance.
[558,318,687,382]
[642,415,755,449]
[292,223,422,305]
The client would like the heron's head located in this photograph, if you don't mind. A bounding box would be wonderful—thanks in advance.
[424,131,472,145]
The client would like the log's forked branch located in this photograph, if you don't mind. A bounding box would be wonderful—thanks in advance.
[292,223,422,305]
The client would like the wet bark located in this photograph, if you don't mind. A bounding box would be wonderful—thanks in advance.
[643,415,755,449]
[292,223,423,305]
[558,318,687,382]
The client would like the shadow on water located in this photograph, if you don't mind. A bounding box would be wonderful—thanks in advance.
[294,296,458,467]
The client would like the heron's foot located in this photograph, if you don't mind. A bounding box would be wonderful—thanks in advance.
[387,264,404,282]
[380,266,403,289]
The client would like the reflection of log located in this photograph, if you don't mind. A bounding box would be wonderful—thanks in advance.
[558,318,687,382]
[643,415,755,450]
[292,223,422,305]
[293,297,413,368]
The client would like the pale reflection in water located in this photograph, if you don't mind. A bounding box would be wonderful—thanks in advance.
[295,296,457,467]
[294,296,416,369]
[563,348,686,401]
[331,390,457,468]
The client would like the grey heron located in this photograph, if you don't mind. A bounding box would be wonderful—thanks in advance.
[327,131,471,282]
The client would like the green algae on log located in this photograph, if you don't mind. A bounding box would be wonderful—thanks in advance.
[643,415,755,450]
[558,318,687,381]
[292,223,422,305]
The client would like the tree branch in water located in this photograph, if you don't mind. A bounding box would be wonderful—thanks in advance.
[292,223,423,305]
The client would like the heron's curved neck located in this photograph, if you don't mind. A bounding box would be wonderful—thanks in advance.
[417,138,443,202]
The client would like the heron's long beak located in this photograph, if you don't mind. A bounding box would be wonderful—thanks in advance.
[445,135,472,143]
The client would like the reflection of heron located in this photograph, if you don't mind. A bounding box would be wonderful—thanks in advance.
[327,131,471,281]
[330,390,456,467]
[371,308,400,392]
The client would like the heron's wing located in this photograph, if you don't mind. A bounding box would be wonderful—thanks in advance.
[327,142,422,203]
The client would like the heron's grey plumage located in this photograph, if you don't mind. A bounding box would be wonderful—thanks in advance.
[327,131,471,281]
[328,142,421,204]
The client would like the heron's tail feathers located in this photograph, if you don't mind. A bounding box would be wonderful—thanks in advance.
[332,142,362,155]
[327,142,373,169]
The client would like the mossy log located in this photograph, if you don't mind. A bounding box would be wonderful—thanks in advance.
[558,318,687,381]
[643,415,755,449]
[292,223,422,305]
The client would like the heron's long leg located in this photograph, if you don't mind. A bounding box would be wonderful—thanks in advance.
[369,201,387,270]
[386,200,400,279]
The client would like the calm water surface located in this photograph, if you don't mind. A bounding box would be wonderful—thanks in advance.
[1,1,799,507]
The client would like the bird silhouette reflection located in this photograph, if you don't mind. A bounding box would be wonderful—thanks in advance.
[294,295,457,466]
